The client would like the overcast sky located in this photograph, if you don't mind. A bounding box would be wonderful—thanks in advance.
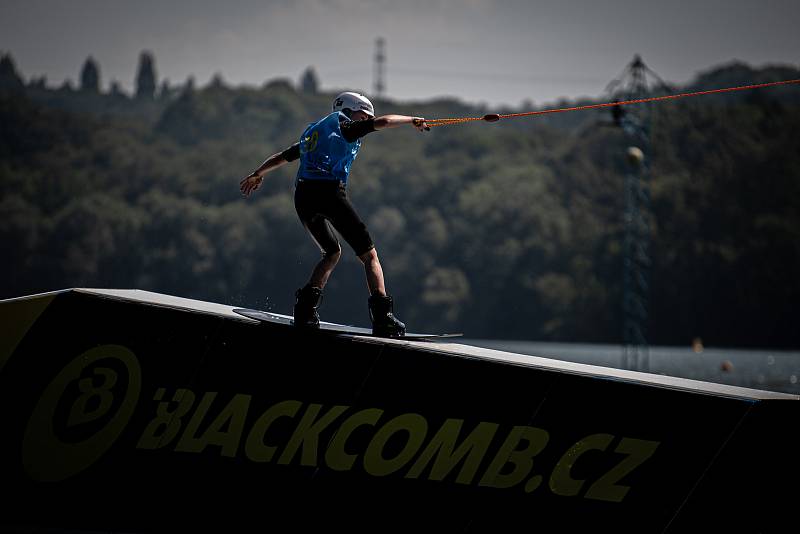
[2,0,798,108]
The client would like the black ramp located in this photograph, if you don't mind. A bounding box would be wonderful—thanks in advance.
[0,288,796,533]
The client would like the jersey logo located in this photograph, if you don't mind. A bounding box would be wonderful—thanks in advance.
[302,131,319,153]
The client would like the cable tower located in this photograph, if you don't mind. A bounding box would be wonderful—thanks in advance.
[606,55,670,372]
[373,37,386,98]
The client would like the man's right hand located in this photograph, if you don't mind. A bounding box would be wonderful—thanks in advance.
[240,173,263,197]
[412,118,430,132]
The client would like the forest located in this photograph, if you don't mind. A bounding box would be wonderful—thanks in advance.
[1,52,798,348]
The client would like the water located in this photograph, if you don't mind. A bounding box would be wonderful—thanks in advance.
[458,339,800,395]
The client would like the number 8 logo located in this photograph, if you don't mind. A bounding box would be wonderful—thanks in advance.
[303,131,319,153]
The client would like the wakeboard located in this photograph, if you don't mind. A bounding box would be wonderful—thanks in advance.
[232,308,461,341]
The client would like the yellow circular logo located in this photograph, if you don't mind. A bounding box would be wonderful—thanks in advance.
[304,130,319,153]
[22,345,141,482]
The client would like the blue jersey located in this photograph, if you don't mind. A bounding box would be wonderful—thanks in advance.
[296,112,362,186]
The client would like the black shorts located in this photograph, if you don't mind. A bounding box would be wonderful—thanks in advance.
[294,179,375,257]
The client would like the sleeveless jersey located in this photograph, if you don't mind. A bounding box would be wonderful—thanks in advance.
[296,111,362,186]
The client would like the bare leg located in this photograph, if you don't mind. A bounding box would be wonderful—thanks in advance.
[358,248,386,296]
[308,250,341,288]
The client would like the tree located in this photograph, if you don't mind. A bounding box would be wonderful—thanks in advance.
[135,51,157,99]
[109,80,125,97]
[0,53,24,92]
[300,67,319,94]
[182,75,195,95]
[28,76,47,89]
[80,56,101,93]
[158,79,173,101]
[209,73,226,89]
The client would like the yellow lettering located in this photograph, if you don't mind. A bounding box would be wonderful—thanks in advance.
[190,394,250,457]
[244,400,302,463]
[479,426,549,492]
[136,388,196,450]
[364,413,428,477]
[278,404,349,466]
[325,408,384,471]
[174,392,218,454]
[549,433,614,497]
[406,420,498,484]
[585,437,660,502]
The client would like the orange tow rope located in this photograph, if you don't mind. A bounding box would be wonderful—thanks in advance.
[424,79,800,128]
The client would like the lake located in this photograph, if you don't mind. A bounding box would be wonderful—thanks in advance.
[458,339,800,395]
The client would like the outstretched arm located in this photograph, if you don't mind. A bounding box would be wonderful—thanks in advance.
[373,114,429,132]
[240,144,298,197]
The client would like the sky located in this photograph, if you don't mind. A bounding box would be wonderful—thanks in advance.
[1,0,799,108]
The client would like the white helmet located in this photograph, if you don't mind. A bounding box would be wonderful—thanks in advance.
[332,91,375,117]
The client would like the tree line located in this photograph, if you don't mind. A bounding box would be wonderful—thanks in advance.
[1,53,798,348]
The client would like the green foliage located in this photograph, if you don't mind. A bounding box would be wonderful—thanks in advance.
[2,66,799,347]
[135,51,157,100]
[80,57,100,93]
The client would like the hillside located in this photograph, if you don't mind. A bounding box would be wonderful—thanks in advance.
[2,56,799,347]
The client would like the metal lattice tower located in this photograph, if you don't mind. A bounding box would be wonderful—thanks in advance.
[373,37,386,98]
[606,55,670,371]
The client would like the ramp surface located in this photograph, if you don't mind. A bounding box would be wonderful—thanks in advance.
[232,306,461,339]
[0,288,796,533]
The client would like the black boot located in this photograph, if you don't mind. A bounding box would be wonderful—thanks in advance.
[294,285,323,328]
[368,294,406,337]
